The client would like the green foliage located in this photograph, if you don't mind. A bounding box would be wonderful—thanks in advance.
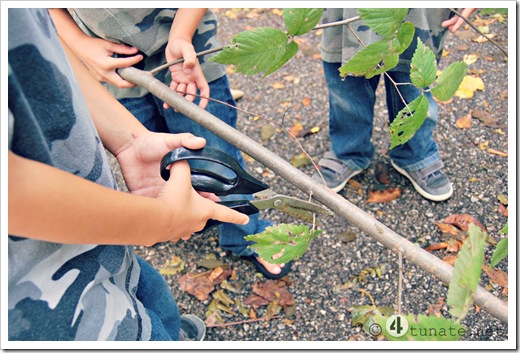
[351,305,394,334]
[410,38,437,88]
[480,8,508,15]
[376,314,465,341]
[244,224,322,264]
[210,27,288,76]
[388,95,429,149]
[283,8,324,36]
[490,221,508,268]
[263,40,299,77]
[446,224,487,322]
[431,62,467,101]
[357,8,409,38]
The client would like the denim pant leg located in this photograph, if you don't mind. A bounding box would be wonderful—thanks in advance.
[155,76,272,257]
[136,257,180,341]
[323,61,380,170]
[384,71,441,171]
[119,94,168,133]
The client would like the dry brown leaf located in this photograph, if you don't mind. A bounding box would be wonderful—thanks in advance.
[348,179,363,189]
[367,188,401,203]
[425,297,446,317]
[471,109,497,127]
[252,280,294,308]
[302,97,311,107]
[435,222,461,237]
[483,265,508,289]
[442,254,458,266]
[243,294,270,310]
[455,113,472,129]
[442,214,487,232]
[272,81,285,90]
[375,162,391,185]
[446,240,463,253]
[288,122,304,137]
[498,203,508,217]
[208,267,224,282]
[425,242,449,252]
[472,33,497,43]
[249,307,258,320]
[487,148,508,157]
[178,272,215,301]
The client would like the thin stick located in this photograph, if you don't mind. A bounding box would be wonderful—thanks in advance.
[397,251,403,315]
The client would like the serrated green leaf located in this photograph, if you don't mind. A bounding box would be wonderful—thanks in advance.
[410,38,437,88]
[263,40,299,77]
[388,94,429,149]
[376,314,465,341]
[283,8,324,36]
[244,224,322,264]
[490,237,508,268]
[447,224,487,321]
[431,61,468,101]
[339,39,399,78]
[210,27,288,76]
[357,8,409,38]
[391,21,415,54]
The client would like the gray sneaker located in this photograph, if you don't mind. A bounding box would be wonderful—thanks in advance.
[179,314,206,341]
[312,151,364,193]
[391,160,453,201]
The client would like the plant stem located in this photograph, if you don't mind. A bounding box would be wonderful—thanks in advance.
[118,66,508,325]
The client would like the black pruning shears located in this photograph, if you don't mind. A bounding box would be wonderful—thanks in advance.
[160,146,331,234]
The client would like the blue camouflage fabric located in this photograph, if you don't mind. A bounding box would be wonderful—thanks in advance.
[321,8,453,72]
[8,8,152,340]
[71,8,226,99]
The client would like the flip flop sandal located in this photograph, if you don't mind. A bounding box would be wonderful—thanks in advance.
[240,254,292,280]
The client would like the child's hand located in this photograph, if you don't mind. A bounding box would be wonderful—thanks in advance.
[441,8,477,33]
[164,38,210,110]
[73,36,143,88]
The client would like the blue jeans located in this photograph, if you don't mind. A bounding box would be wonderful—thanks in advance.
[323,61,441,172]
[120,75,271,256]
[136,256,180,340]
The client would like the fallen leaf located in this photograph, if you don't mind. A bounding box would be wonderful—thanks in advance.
[288,122,304,137]
[487,148,508,157]
[272,8,283,16]
[454,75,484,99]
[478,140,489,150]
[425,297,446,318]
[472,33,497,43]
[367,188,401,203]
[456,43,469,51]
[348,179,363,189]
[252,280,294,308]
[208,267,224,282]
[249,307,258,319]
[264,300,282,322]
[435,222,461,237]
[499,90,508,99]
[339,231,357,243]
[483,265,508,289]
[498,203,508,217]
[442,254,458,266]
[301,126,320,138]
[243,294,270,309]
[425,242,449,252]
[159,255,186,276]
[198,254,228,270]
[375,162,391,185]
[455,113,472,129]
[455,29,474,40]
[471,109,497,126]
[442,214,487,232]
[178,272,216,301]
[497,194,508,205]
[302,97,311,107]
[272,81,285,90]
[261,124,276,141]
[291,152,311,168]
[463,54,478,65]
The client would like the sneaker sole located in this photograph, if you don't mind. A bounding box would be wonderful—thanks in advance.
[391,161,453,202]
[330,169,364,193]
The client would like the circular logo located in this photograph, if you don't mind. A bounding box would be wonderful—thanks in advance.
[385,314,409,338]
[368,323,383,336]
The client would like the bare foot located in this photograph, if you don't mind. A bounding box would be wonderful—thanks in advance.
[255,256,285,276]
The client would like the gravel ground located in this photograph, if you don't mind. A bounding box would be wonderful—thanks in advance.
[113,8,510,343]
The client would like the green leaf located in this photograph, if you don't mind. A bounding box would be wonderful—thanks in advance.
[431,61,467,101]
[263,40,299,77]
[410,38,437,88]
[339,39,399,78]
[490,237,508,268]
[388,95,429,149]
[283,8,324,36]
[376,314,465,341]
[446,224,487,322]
[210,27,288,76]
[244,224,322,264]
[357,8,409,38]
[499,220,508,235]
[391,21,415,54]
[351,305,394,335]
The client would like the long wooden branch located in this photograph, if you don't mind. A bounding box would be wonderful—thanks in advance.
[118,67,508,325]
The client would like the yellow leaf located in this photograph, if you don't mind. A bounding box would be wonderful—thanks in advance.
[272,82,285,90]
[463,54,478,65]
[454,75,484,99]
[478,140,489,150]
[272,9,283,16]
[455,113,472,129]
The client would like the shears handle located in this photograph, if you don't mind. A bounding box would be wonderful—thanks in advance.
[161,147,268,195]
[194,200,259,235]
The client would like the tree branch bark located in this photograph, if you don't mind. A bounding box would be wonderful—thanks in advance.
[119,67,508,325]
